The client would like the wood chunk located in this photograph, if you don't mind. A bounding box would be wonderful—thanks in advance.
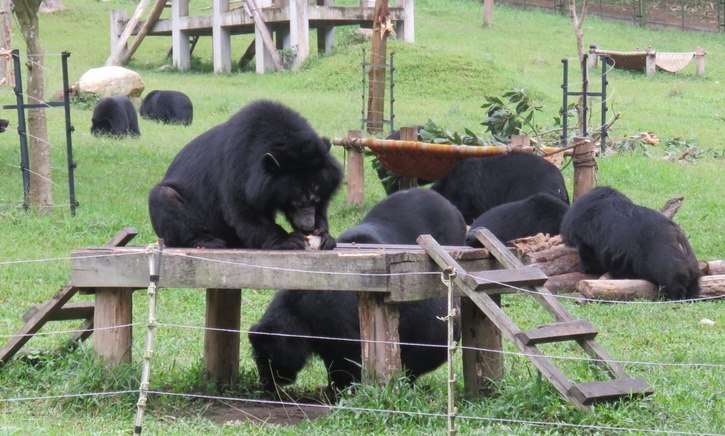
[544,272,599,294]
[569,378,654,405]
[700,275,725,297]
[516,320,598,345]
[577,279,658,301]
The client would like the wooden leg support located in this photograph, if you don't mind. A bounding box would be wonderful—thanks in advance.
[358,292,401,385]
[461,295,503,397]
[93,288,133,365]
[203,288,241,387]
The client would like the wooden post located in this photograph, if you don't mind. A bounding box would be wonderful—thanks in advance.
[172,0,191,71]
[366,0,390,134]
[316,0,335,54]
[346,130,365,205]
[400,0,415,43]
[461,295,503,398]
[358,292,401,385]
[482,0,494,28]
[212,0,232,73]
[694,48,706,76]
[109,10,128,56]
[94,288,133,365]
[509,134,530,149]
[289,0,310,69]
[645,46,656,77]
[105,0,152,66]
[572,136,594,201]
[245,0,283,73]
[397,126,419,190]
[204,289,241,386]
[116,0,167,67]
[587,44,598,70]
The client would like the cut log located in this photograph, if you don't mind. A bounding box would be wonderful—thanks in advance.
[705,261,725,276]
[577,279,658,301]
[700,275,725,297]
[511,234,562,256]
[523,244,582,277]
[545,272,599,294]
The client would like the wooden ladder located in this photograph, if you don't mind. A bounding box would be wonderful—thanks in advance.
[417,228,653,412]
[0,227,138,364]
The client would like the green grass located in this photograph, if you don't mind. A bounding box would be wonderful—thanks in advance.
[1,0,724,434]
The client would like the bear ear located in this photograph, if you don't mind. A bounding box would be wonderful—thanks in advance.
[263,152,282,173]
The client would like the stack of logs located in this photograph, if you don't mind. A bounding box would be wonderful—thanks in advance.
[510,196,724,301]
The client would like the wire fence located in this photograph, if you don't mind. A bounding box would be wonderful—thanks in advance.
[498,0,724,32]
[1,248,723,433]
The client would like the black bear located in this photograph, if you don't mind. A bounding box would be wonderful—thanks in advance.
[431,153,569,223]
[0,119,8,133]
[376,126,432,194]
[560,186,701,300]
[249,188,465,395]
[465,192,570,247]
[148,99,342,250]
[139,90,193,125]
[90,95,140,136]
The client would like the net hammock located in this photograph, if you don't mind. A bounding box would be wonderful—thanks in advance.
[591,47,703,73]
[333,136,562,181]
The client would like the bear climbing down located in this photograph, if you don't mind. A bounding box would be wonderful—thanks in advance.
[140,90,193,125]
[431,153,569,223]
[249,188,464,397]
[465,192,570,247]
[90,95,140,136]
[148,99,343,250]
[560,186,701,300]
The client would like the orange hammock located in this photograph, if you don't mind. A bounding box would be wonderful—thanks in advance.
[332,136,562,181]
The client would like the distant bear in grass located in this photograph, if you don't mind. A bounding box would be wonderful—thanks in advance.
[248,188,465,396]
[465,192,570,247]
[140,90,193,125]
[431,153,569,223]
[148,99,342,249]
[91,95,140,136]
[560,186,701,300]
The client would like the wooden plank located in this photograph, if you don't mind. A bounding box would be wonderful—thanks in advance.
[68,318,94,344]
[22,301,94,322]
[461,295,503,398]
[516,320,598,346]
[468,267,548,292]
[204,289,241,386]
[346,130,365,205]
[94,288,133,364]
[359,293,401,385]
[569,378,654,405]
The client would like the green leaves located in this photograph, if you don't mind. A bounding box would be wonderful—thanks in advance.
[480,88,542,142]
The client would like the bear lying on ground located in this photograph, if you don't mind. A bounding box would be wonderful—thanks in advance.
[248,188,465,396]
[148,99,342,249]
[560,186,701,300]
[431,153,569,223]
[465,192,570,247]
[140,90,193,125]
[91,95,140,136]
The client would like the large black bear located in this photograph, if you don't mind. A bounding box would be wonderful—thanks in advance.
[431,153,569,223]
[249,188,465,395]
[560,186,701,300]
[90,95,140,136]
[148,99,342,249]
[465,192,570,247]
[140,90,193,125]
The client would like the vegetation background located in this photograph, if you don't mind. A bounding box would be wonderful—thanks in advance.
[0,0,723,434]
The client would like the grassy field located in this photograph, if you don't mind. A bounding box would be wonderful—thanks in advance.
[1,0,723,434]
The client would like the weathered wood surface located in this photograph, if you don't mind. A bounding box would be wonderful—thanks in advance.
[461,295,503,398]
[359,293,401,385]
[544,272,598,293]
[94,288,133,365]
[22,301,94,322]
[577,279,659,301]
[569,378,654,405]
[70,244,493,302]
[699,275,725,297]
[516,320,598,346]
[705,261,725,275]
[346,130,364,205]
[204,289,241,385]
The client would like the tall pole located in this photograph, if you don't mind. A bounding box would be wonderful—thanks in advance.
[366,0,390,134]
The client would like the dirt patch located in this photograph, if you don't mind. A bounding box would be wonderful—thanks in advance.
[204,401,331,426]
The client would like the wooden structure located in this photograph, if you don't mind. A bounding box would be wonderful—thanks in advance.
[588,45,706,77]
[0,228,138,364]
[110,0,415,74]
[63,230,651,411]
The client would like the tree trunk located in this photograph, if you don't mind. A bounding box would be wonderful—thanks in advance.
[15,0,53,212]
[0,0,13,86]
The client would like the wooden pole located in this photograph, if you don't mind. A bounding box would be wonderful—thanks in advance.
[572,136,594,201]
[397,126,419,190]
[243,0,283,71]
[94,288,133,365]
[645,46,656,77]
[204,289,241,386]
[461,295,503,398]
[482,0,494,27]
[359,292,401,385]
[694,48,706,76]
[105,0,152,66]
[115,0,167,67]
[366,0,390,134]
[346,130,365,205]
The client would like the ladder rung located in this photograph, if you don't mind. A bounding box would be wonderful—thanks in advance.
[569,378,654,405]
[22,301,95,322]
[516,320,598,345]
[468,266,548,294]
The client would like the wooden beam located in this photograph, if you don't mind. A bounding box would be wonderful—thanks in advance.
[243,0,283,71]
[204,289,241,386]
[359,292,401,385]
[461,295,503,398]
[346,130,365,205]
[94,288,133,365]
[106,0,153,66]
[115,0,168,66]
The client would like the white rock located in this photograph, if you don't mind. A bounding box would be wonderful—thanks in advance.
[76,66,145,99]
